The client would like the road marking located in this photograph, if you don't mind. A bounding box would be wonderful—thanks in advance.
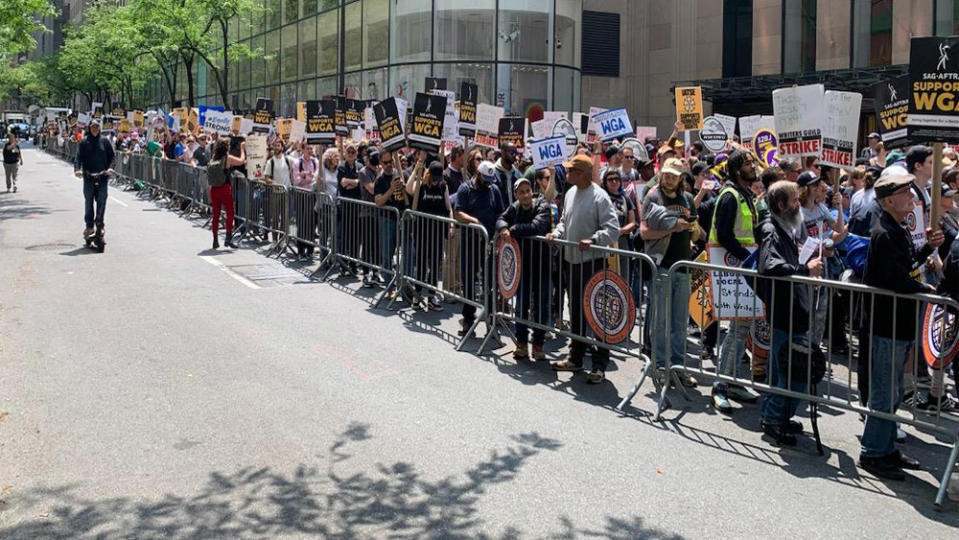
[109,196,128,207]
[200,256,261,289]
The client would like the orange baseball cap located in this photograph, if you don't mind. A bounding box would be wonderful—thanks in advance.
[563,154,594,175]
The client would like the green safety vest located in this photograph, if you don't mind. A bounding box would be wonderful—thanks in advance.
[708,184,756,246]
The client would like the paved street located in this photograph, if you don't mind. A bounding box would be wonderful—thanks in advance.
[1,147,957,538]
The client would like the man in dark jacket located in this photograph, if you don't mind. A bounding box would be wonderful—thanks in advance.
[756,180,823,445]
[496,177,552,361]
[859,167,943,480]
[74,121,116,237]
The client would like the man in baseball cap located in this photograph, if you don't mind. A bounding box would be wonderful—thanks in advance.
[861,132,881,160]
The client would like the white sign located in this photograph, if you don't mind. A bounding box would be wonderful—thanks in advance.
[431,89,458,142]
[634,126,657,143]
[773,84,825,158]
[531,119,550,139]
[591,107,633,142]
[240,118,254,135]
[290,119,307,143]
[529,135,567,170]
[587,106,605,139]
[77,112,91,127]
[203,110,233,135]
[713,113,737,139]
[396,97,408,133]
[245,134,269,180]
[699,116,729,153]
[706,244,764,321]
[737,115,775,145]
[543,111,568,128]
[476,103,503,134]
[820,90,862,169]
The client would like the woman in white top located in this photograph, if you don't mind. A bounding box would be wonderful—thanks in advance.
[319,147,340,197]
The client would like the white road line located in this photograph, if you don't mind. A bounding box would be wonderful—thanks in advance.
[200,255,260,289]
[109,196,128,207]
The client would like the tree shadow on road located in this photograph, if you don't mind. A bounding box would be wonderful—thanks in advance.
[0,423,682,539]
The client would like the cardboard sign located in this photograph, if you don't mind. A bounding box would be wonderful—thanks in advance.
[530,119,550,139]
[245,134,269,180]
[77,112,91,127]
[675,86,704,131]
[706,244,764,321]
[430,89,458,141]
[364,105,381,141]
[591,107,634,142]
[459,82,478,137]
[277,118,292,143]
[203,110,233,135]
[474,103,503,148]
[187,108,200,135]
[874,75,911,149]
[821,90,862,169]
[713,114,738,139]
[738,115,775,145]
[908,36,959,141]
[552,118,578,159]
[425,77,447,91]
[252,97,272,134]
[498,116,524,150]
[290,119,306,143]
[699,116,728,153]
[529,135,567,170]
[374,97,406,151]
[91,102,103,119]
[296,101,306,122]
[306,100,336,145]
[408,92,447,152]
[773,84,824,158]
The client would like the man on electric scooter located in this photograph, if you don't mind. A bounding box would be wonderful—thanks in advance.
[74,120,115,250]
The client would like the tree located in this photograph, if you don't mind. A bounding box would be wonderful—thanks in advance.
[191,0,263,108]
[0,0,56,56]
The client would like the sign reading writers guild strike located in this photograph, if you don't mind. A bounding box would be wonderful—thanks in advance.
[674,86,704,131]
[459,82,478,137]
[773,84,824,158]
[374,97,406,151]
[874,74,911,149]
[820,90,862,169]
[408,92,447,152]
[498,117,525,150]
[908,36,959,142]
[306,100,336,145]
[699,116,728,153]
[252,98,272,134]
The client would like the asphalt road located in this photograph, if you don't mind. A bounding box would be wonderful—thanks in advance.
[1,146,957,538]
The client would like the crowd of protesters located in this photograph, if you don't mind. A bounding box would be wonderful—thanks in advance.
[45,114,959,484]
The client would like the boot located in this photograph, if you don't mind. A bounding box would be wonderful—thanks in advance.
[212,234,220,249]
[225,231,238,249]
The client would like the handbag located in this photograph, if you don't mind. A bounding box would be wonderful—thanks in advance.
[777,340,826,386]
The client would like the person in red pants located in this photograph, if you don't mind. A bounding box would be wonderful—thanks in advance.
[208,139,245,249]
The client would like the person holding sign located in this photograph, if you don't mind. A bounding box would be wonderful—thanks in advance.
[709,149,762,413]
[494,142,522,204]
[859,168,944,481]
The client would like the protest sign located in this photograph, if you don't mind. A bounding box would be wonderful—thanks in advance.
[245,134,269,180]
[619,137,649,162]
[306,99,336,145]
[408,92,447,152]
[773,84,824,158]
[203,110,233,135]
[687,251,715,330]
[187,108,200,135]
[197,105,223,130]
[91,102,103,119]
[699,116,728,153]
[874,74,911,149]
[334,95,348,136]
[753,128,780,168]
[498,117,525,150]
[374,97,405,151]
[425,77,447,91]
[76,112,91,128]
[252,98,272,134]
[240,118,254,135]
[277,118,292,143]
[586,107,604,142]
[530,119,550,139]
[395,97,408,133]
[675,86,704,131]
[821,91,862,169]
[288,119,305,143]
[345,98,363,130]
[101,115,119,133]
[475,103,503,148]
[296,101,306,122]
[430,89,457,141]
[738,115,775,145]
[634,126,657,143]
[713,114,737,140]
[118,119,131,135]
[572,112,588,142]
[529,135,566,170]
[908,36,959,141]
[591,107,634,142]
[706,244,764,321]
[552,117,578,158]
[459,82,478,137]
[364,105,381,141]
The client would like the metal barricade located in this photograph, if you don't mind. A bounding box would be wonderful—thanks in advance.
[232,174,251,235]
[287,187,336,268]
[489,236,658,364]
[191,166,211,214]
[642,259,959,506]
[174,162,195,211]
[399,210,492,350]
[245,180,289,256]
[332,197,402,306]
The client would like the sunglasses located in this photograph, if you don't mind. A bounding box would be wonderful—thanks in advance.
[623,156,635,160]
[606,176,622,182]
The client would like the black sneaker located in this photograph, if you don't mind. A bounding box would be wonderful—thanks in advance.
[860,454,906,481]
[761,422,797,446]
[919,393,958,412]
[458,319,473,337]
[362,274,375,288]
[887,449,921,470]
[904,391,929,409]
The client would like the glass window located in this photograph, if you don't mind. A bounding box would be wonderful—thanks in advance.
[266,30,281,84]
[434,1,495,61]
[282,23,298,80]
[281,83,297,117]
[238,41,252,91]
[285,0,299,24]
[320,0,339,11]
[239,8,251,40]
[344,72,362,99]
[782,0,816,74]
[344,1,362,72]
[391,0,431,63]
[722,0,752,78]
[252,34,266,86]
[302,0,317,17]
[870,0,893,67]
[300,17,317,77]
[430,62,494,104]
[318,9,338,75]
[936,0,959,35]
[389,63,431,100]
[317,76,338,99]
[298,79,316,101]
[495,63,549,117]
[497,0,552,64]
[267,0,283,28]
[364,0,389,67]
[554,0,580,67]
[552,66,580,114]
[362,67,389,101]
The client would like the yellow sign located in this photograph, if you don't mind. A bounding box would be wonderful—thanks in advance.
[277,118,292,142]
[675,86,703,131]
[132,110,144,128]
[688,251,715,329]
[231,115,243,133]
[296,102,306,122]
[188,108,200,135]
[118,119,132,134]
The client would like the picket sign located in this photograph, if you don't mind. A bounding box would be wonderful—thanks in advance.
[773,84,825,158]
[591,107,633,142]
[706,244,764,321]
[203,110,233,135]
[529,135,567,170]
[738,115,775,145]
[820,91,862,169]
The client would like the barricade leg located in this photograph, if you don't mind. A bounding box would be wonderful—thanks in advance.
[935,438,959,506]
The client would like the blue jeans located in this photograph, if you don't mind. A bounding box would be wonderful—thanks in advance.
[760,329,807,426]
[860,336,912,457]
[652,269,691,369]
[714,320,752,392]
[83,176,108,229]
[515,270,549,345]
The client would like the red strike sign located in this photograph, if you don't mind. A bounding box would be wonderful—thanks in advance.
[780,139,821,156]
[821,148,853,167]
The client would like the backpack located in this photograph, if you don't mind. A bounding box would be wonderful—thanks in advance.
[208,159,228,187]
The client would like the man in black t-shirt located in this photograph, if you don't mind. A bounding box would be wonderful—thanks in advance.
[373,150,409,295]
[443,144,465,194]
[640,157,700,383]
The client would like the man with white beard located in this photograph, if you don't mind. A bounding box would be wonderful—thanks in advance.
[755,180,824,446]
